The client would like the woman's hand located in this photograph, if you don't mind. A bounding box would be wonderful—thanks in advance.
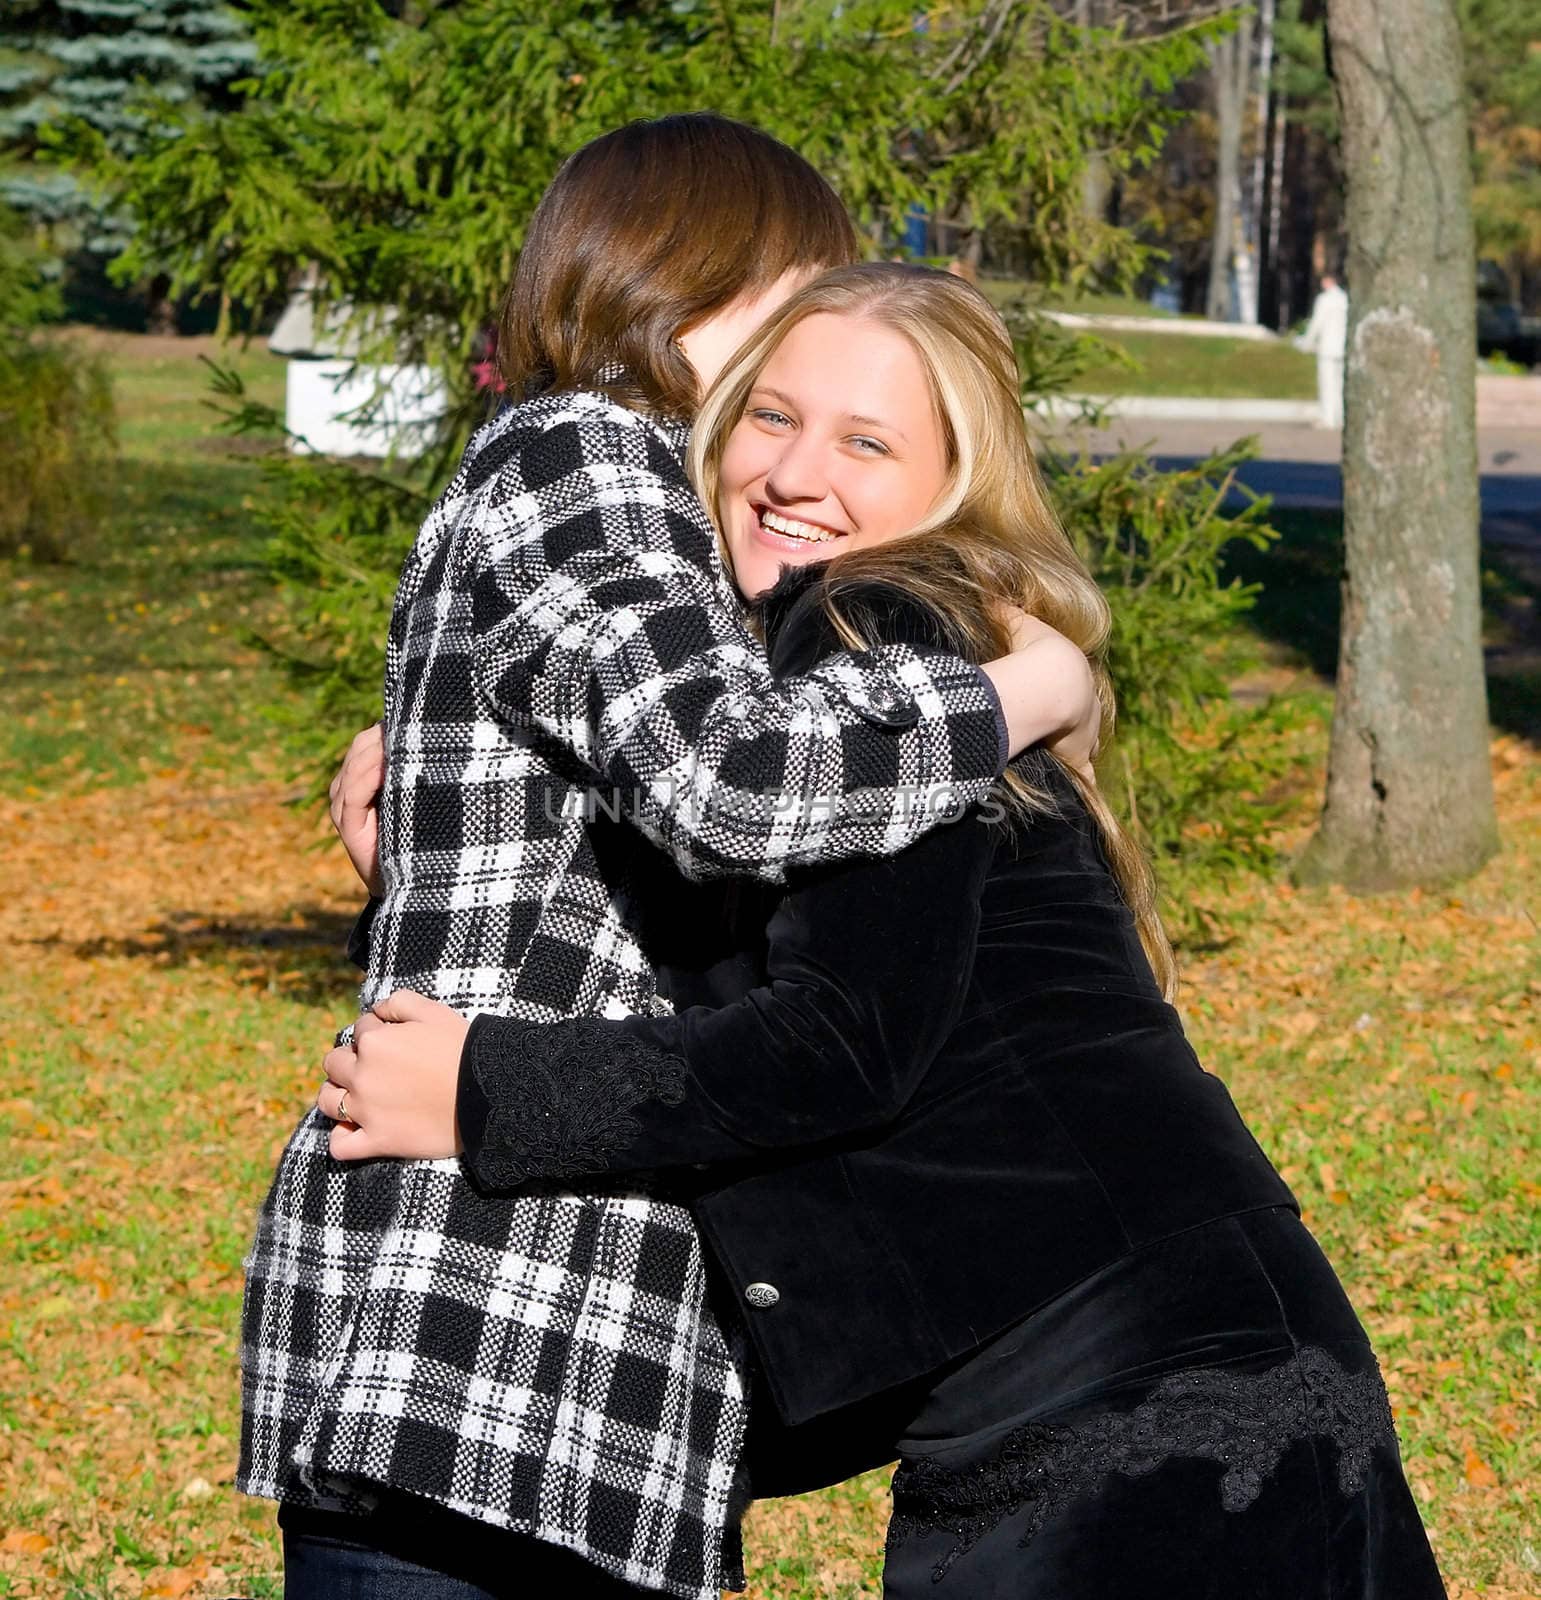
[319,990,470,1162]
[329,722,386,897]
[983,607,1100,783]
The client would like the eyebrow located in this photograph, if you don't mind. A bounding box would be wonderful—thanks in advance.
[754,385,909,444]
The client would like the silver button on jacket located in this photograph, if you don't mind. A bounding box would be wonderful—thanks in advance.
[744,1281,781,1309]
[851,677,920,729]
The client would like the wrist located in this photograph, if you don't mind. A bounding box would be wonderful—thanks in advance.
[982,636,1088,761]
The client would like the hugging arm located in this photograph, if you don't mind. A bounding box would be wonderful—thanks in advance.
[468,404,1009,880]
[456,810,993,1189]
[322,576,1066,1170]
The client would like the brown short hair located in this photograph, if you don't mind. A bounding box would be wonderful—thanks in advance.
[497,114,859,419]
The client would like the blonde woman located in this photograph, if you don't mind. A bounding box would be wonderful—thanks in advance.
[250,122,1100,1600]
[324,265,1446,1597]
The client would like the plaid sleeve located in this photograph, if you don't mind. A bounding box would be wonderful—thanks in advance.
[456,812,994,1190]
[468,398,1004,879]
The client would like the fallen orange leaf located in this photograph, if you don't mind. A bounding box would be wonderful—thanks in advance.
[147,1572,200,1599]
[0,1530,51,1554]
[1463,1450,1498,1488]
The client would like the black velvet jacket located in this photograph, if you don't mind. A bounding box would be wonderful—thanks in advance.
[457,569,1296,1431]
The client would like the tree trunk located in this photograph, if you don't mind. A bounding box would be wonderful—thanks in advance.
[145,274,177,337]
[1205,18,1253,321]
[1260,94,1286,328]
[1296,0,1498,889]
[1073,0,1111,236]
[1278,116,1315,330]
[1245,0,1276,324]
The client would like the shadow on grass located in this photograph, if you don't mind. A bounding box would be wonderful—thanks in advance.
[107,455,274,567]
[3,457,275,678]
[19,454,272,571]
[0,453,289,793]
[1223,508,1541,742]
[53,908,361,1007]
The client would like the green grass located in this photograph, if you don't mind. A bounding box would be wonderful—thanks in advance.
[979,281,1184,320]
[1,337,290,796]
[978,278,1319,398]
[1042,288,1183,319]
[71,333,287,463]
[0,335,1536,1600]
[1071,328,1318,399]
[1226,507,1541,744]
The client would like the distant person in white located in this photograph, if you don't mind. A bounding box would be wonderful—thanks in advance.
[1296,273,1348,429]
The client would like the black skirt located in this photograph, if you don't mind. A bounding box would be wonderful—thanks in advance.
[753,1207,1447,1599]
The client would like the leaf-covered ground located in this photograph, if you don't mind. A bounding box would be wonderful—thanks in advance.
[0,336,1535,1598]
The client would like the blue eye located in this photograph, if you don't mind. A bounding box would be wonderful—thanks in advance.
[751,408,793,428]
[850,435,889,456]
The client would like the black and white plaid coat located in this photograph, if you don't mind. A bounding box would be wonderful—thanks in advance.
[238,389,1003,1598]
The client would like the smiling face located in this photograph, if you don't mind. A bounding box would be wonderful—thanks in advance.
[717,312,951,599]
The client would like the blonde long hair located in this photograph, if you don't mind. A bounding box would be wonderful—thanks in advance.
[689,262,1177,998]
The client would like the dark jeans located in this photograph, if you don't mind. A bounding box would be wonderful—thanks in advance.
[279,1493,655,1599]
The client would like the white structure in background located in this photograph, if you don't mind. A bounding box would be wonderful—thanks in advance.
[268,272,446,458]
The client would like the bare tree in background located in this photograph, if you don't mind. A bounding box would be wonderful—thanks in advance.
[1204,10,1254,319]
[1245,0,1277,323]
[1057,0,1247,274]
[1297,0,1498,888]
[1074,0,1113,224]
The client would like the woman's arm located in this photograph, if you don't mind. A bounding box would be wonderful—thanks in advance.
[324,626,1089,901]
[322,398,1095,896]
[319,573,1044,1173]
[986,612,1099,782]
[321,805,993,1176]
[458,813,993,1184]
[468,397,1055,880]
[1295,299,1322,353]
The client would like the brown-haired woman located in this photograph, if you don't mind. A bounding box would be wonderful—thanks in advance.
[249,124,1099,1600]
[329,265,1448,1598]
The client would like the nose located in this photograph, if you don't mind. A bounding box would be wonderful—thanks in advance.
[763,431,828,507]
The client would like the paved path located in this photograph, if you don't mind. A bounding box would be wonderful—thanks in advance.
[1042,418,1541,552]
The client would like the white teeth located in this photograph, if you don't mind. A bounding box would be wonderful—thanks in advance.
[760,509,839,543]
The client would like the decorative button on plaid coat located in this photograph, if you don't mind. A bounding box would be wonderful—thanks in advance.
[238,390,1003,1598]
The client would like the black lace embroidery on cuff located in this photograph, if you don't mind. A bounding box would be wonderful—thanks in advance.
[460,1015,687,1190]
[887,1343,1398,1583]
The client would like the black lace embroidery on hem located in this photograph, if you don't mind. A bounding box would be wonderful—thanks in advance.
[887,1344,1397,1583]
[465,1016,686,1188]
